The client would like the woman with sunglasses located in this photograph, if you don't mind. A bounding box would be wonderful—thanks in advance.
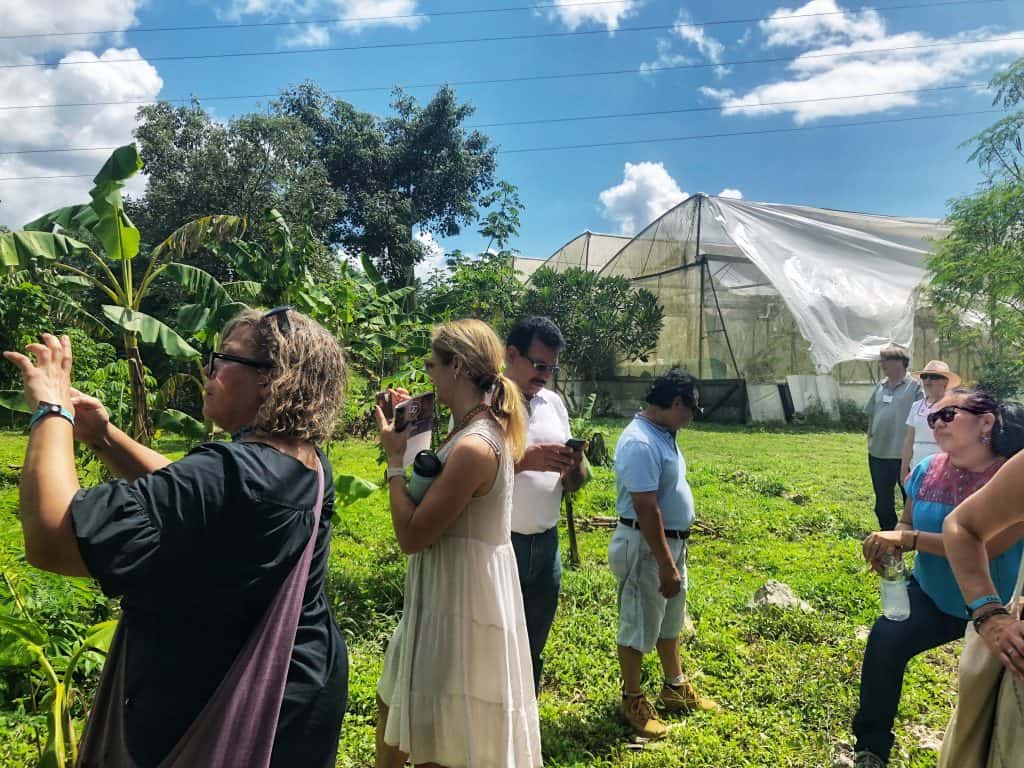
[900,360,960,483]
[3,307,349,767]
[852,388,1024,768]
[374,319,542,768]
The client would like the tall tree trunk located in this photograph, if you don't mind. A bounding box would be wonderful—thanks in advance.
[126,337,152,446]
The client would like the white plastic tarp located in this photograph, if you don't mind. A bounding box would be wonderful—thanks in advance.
[704,197,949,372]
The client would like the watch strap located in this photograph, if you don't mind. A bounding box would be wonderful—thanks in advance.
[28,401,74,430]
[385,466,406,482]
[968,593,1003,613]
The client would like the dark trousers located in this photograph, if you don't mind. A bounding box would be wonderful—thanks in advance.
[869,455,906,530]
[852,578,967,763]
[511,525,562,694]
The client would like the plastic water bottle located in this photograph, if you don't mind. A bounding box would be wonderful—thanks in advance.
[406,450,443,504]
[880,552,911,621]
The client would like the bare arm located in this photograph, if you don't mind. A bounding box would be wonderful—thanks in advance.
[385,437,498,555]
[943,451,1024,607]
[88,422,172,480]
[900,427,914,482]
[69,388,171,480]
[867,491,1024,568]
[4,335,89,576]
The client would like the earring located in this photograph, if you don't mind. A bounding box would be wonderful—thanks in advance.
[980,432,993,447]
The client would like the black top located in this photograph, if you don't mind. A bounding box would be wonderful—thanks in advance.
[71,441,347,767]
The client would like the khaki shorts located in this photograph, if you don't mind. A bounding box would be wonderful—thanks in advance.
[608,523,688,654]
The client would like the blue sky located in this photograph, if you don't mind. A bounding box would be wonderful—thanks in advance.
[2,0,1023,269]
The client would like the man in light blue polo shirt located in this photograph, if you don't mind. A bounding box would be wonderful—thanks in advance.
[610,369,719,741]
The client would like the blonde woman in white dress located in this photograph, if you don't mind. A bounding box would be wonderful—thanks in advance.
[374,319,542,768]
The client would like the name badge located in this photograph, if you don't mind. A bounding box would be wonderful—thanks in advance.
[882,394,894,404]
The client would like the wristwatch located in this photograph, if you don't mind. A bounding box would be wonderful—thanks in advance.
[385,466,405,483]
[28,401,74,430]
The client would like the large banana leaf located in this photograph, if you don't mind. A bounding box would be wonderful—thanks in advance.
[156,409,207,442]
[163,263,235,309]
[101,306,200,359]
[0,231,94,268]
[0,391,30,413]
[63,619,117,685]
[22,203,97,234]
[150,215,248,263]
[0,613,48,647]
[88,145,143,263]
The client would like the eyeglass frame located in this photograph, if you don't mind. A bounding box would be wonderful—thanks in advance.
[926,404,988,429]
[919,373,948,382]
[522,353,561,376]
[206,351,272,377]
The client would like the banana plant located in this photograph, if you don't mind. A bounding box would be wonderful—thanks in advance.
[0,144,248,443]
[0,569,116,768]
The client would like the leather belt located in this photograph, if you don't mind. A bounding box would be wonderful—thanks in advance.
[618,517,691,540]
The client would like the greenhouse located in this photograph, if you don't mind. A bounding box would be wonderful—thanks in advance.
[534,194,969,421]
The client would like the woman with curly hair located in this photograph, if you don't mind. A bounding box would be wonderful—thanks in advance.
[5,307,349,767]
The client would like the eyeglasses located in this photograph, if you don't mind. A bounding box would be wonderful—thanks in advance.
[524,354,560,376]
[926,405,987,429]
[264,305,291,335]
[206,351,272,376]
[919,373,948,382]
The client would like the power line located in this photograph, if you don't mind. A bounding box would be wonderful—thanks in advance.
[0,108,1002,180]
[0,81,993,158]
[1,8,1019,71]
[0,0,1002,41]
[470,82,988,128]
[500,107,1001,153]
[1,1,630,39]
[0,34,1016,111]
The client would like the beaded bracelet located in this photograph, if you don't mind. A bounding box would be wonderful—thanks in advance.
[973,606,1010,633]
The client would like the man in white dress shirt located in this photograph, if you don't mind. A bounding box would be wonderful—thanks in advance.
[505,317,588,693]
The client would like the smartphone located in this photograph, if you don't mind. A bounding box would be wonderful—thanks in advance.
[376,391,394,421]
[566,438,586,451]
[394,392,436,434]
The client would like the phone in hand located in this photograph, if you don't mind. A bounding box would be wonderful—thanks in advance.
[566,438,586,451]
[376,391,394,421]
[394,392,435,434]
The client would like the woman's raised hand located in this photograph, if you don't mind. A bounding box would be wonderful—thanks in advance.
[2,334,74,414]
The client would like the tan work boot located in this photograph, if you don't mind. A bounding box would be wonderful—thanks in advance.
[658,680,721,713]
[620,693,668,739]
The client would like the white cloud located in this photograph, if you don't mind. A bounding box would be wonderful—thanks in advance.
[414,230,446,279]
[599,162,687,235]
[543,0,641,33]
[704,3,1024,124]
[760,0,885,48]
[0,46,163,229]
[221,0,424,37]
[2,0,142,60]
[718,188,744,199]
[642,11,729,78]
[283,24,331,48]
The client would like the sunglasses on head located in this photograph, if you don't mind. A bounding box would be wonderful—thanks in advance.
[926,405,988,429]
[920,373,948,382]
[264,305,291,335]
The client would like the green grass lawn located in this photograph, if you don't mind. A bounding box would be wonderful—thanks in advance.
[0,425,959,767]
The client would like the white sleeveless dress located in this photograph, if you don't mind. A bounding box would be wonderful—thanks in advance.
[377,418,543,767]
